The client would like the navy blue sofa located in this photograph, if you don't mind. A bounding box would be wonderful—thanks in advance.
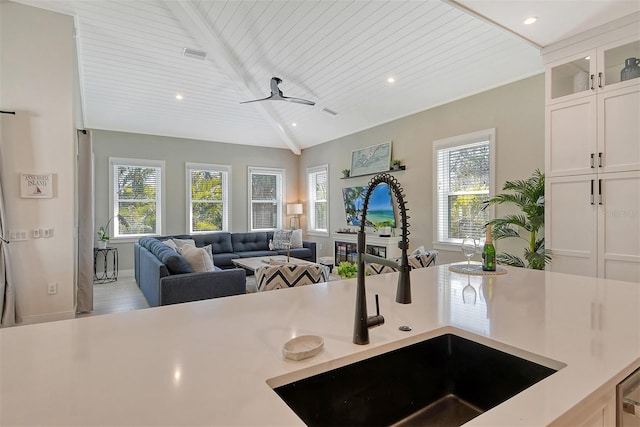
[134,232,316,307]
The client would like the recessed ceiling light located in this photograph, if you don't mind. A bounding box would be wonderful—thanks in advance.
[176,94,183,100]
[523,16,538,25]
[291,122,297,127]
[387,77,396,84]
[585,56,591,60]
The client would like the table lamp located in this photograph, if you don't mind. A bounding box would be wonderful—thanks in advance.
[287,203,303,230]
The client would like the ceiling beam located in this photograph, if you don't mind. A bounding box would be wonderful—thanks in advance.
[163,0,302,155]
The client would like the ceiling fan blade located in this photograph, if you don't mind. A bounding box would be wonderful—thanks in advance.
[282,96,315,106]
[240,95,273,104]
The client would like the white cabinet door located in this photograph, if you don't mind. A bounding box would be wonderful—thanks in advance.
[597,171,640,282]
[598,84,640,174]
[546,97,597,177]
[546,176,598,277]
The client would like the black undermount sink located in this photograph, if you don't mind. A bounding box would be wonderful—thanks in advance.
[272,334,558,426]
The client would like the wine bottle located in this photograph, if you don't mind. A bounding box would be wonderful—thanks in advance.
[482,225,496,271]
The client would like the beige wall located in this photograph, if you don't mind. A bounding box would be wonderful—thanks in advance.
[0,2,76,323]
[91,130,300,272]
[299,74,545,265]
[0,0,545,324]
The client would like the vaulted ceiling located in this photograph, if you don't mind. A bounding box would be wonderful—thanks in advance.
[12,0,640,153]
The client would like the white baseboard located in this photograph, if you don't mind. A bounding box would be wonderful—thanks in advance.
[18,310,76,326]
[119,268,134,279]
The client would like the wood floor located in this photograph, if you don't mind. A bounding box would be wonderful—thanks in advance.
[76,276,150,318]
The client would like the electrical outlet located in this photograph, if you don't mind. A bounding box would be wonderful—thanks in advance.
[47,282,57,295]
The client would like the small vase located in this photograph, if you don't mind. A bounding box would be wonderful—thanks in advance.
[97,240,108,249]
[621,57,640,82]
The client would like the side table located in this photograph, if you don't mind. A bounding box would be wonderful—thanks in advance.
[94,247,118,283]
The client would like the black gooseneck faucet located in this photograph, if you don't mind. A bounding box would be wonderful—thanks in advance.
[353,173,411,345]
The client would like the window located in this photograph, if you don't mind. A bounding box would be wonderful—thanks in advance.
[110,158,164,238]
[249,167,284,231]
[186,163,230,233]
[307,165,329,234]
[433,129,495,245]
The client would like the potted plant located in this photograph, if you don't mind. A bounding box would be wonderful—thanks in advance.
[97,214,130,249]
[481,169,550,270]
[342,168,350,178]
[336,261,358,279]
[390,159,402,170]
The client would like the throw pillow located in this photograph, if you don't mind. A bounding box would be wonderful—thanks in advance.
[172,238,196,253]
[162,239,178,251]
[271,229,292,250]
[290,229,303,248]
[411,245,426,256]
[181,244,214,272]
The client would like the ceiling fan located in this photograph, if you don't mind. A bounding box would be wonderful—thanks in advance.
[241,77,315,106]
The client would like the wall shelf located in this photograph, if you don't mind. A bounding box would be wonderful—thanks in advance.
[341,165,406,179]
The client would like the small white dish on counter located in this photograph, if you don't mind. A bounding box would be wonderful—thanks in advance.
[282,335,324,361]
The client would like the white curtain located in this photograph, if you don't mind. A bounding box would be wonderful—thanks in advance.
[0,171,18,326]
[76,129,94,313]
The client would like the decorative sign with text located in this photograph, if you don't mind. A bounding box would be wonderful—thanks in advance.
[20,173,53,198]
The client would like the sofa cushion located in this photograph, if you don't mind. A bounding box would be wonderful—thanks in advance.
[181,244,215,272]
[234,250,276,258]
[212,252,240,268]
[276,247,312,260]
[194,232,233,254]
[232,232,269,252]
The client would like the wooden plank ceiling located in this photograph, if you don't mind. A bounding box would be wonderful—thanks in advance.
[10,0,639,153]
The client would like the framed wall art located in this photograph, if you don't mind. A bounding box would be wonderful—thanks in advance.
[20,173,54,198]
[350,141,392,177]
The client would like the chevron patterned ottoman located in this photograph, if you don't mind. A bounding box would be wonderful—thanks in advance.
[255,264,330,292]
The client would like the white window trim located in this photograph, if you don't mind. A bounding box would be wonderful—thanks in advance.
[307,164,329,237]
[108,157,165,243]
[248,166,285,231]
[432,128,495,251]
[185,162,231,234]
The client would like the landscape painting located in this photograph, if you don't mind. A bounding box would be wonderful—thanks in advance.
[342,183,396,228]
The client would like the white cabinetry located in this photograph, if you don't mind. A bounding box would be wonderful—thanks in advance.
[547,172,640,282]
[544,15,640,282]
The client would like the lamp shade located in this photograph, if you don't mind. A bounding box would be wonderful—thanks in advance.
[287,203,303,215]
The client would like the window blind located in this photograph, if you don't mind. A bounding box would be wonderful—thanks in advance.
[308,167,328,232]
[249,168,283,230]
[188,165,229,232]
[113,162,162,236]
[435,140,490,242]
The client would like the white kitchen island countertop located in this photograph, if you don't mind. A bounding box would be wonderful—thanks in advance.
[1,264,639,426]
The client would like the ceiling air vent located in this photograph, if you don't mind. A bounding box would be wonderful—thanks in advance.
[182,48,207,60]
[322,107,338,117]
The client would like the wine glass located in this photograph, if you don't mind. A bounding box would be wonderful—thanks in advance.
[462,275,477,305]
[461,237,477,271]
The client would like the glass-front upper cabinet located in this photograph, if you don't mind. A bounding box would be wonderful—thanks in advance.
[548,52,593,101]
[547,38,640,103]
[600,38,640,87]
